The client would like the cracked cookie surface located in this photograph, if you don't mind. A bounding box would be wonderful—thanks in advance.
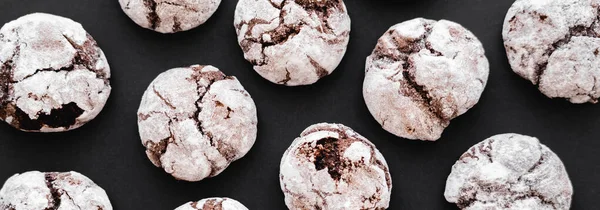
[0,171,112,210]
[503,0,600,103]
[363,18,489,141]
[279,123,392,209]
[119,0,222,33]
[137,65,257,182]
[234,0,351,86]
[175,197,248,210]
[0,13,111,132]
[444,134,573,210]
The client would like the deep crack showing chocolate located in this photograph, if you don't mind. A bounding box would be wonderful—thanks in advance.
[374,24,448,122]
[44,173,61,210]
[143,0,160,29]
[313,138,349,180]
[202,199,225,210]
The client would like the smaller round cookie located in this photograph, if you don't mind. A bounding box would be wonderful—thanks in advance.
[138,65,257,182]
[119,0,222,33]
[0,171,113,210]
[503,0,600,104]
[175,198,248,210]
[234,0,351,86]
[0,13,111,132]
[280,123,392,209]
[444,134,573,209]
[363,18,489,141]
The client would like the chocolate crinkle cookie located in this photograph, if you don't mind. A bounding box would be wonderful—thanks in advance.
[175,198,248,210]
[234,0,351,86]
[280,123,392,209]
[363,18,489,141]
[0,171,112,210]
[444,134,573,210]
[137,65,258,182]
[503,0,600,103]
[119,0,222,33]
[0,13,111,132]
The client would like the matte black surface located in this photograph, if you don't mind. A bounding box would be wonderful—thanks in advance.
[0,0,598,209]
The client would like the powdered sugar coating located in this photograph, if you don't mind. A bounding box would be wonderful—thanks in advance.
[280,123,392,209]
[503,0,600,103]
[363,18,489,141]
[175,197,248,210]
[234,0,351,86]
[444,134,573,210]
[0,13,111,132]
[0,171,112,210]
[119,0,222,33]
[137,65,257,182]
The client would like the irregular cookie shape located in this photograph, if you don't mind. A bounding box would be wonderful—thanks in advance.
[0,13,111,132]
[444,134,573,210]
[119,0,222,33]
[503,0,600,103]
[175,197,248,210]
[280,123,392,209]
[0,171,113,210]
[363,18,489,141]
[234,0,351,86]
[137,65,258,182]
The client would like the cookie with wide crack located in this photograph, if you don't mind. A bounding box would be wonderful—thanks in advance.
[175,197,248,210]
[503,0,600,103]
[137,65,258,182]
[0,13,111,132]
[234,0,351,86]
[0,171,113,210]
[363,18,489,141]
[119,0,222,33]
[444,134,573,210]
[279,123,392,209]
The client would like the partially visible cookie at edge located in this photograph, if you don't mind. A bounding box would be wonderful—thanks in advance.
[0,171,113,210]
[503,0,600,103]
[119,0,222,33]
[137,65,258,182]
[280,123,392,209]
[175,197,248,210]
[0,13,111,132]
[234,0,351,86]
[444,133,573,209]
[363,18,489,141]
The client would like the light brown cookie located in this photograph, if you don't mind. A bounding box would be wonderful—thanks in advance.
[137,65,257,182]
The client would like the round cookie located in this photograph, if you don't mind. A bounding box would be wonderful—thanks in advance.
[175,198,248,210]
[137,65,257,182]
[119,0,222,33]
[0,171,113,210]
[280,123,392,209]
[503,0,600,103]
[0,13,111,132]
[444,134,573,210]
[234,0,351,86]
[363,18,489,141]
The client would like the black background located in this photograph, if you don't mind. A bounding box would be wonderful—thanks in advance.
[0,0,598,209]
